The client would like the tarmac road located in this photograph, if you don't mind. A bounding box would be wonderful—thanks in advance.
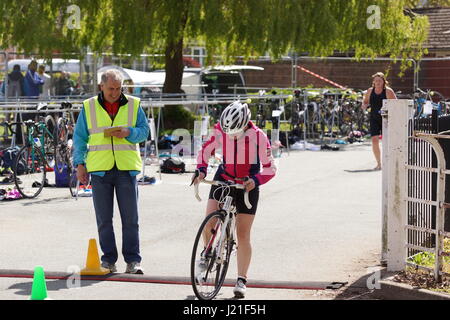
[0,141,383,300]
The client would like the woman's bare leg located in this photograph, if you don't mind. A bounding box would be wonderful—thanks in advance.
[235,213,255,279]
[372,135,381,170]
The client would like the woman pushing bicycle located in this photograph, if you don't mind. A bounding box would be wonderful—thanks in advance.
[192,101,277,298]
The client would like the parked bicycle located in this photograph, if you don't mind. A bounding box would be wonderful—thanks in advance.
[11,115,59,198]
[190,174,251,300]
[414,88,449,118]
[255,90,268,128]
[54,103,77,197]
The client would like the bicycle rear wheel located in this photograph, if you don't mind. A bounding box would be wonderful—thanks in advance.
[13,145,46,199]
[191,210,232,300]
[68,165,78,197]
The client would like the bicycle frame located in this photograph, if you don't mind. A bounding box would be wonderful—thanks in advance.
[23,123,43,166]
[35,119,55,165]
[213,197,237,266]
[13,120,53,176]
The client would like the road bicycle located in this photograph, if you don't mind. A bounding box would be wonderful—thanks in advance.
[304,92,323,139]
[320,94,341,138]
[10,106,62,197]
[190,172,251,300]
[53,103,77,197]
[12,120,51,198]
[255,90,268,128]
[414,88,449,118]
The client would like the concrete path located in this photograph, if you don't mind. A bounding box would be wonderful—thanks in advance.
[0,142,383,300]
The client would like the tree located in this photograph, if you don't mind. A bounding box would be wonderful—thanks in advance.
[0,0,431,92]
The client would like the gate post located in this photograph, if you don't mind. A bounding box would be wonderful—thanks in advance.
[381,103,388,266]
[382,99,414,271]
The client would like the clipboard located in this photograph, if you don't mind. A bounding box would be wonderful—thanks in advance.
[104,126,124,137]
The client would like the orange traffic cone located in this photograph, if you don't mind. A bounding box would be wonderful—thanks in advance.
[80,239,110,275]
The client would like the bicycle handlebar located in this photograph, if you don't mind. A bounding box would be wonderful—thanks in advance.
[415,88,427,95]
[193,179,252,210]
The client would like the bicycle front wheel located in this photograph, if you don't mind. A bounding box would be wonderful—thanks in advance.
[54,117,69,174]
[191,210,232,300]
[13,145,46,199]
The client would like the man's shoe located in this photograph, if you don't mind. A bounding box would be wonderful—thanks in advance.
[125,262,144,274]
[233,278,247,299]
[101,261,117,273]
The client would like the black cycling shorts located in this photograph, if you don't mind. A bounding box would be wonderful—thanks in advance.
[208,174,259,215]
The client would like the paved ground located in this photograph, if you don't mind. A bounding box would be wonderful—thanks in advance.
[0,141,384,300]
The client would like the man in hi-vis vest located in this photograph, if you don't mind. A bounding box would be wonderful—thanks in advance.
[73,69,149,274]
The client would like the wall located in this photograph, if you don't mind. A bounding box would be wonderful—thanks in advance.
[419,60,450,98]
[241,58,417,96]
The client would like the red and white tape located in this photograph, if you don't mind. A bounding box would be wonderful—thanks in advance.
[297,65,347,90]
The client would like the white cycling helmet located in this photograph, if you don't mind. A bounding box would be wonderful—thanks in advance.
[220,101,251,135]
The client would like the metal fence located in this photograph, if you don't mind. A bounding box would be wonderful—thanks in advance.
[0,93,292,148]
[0,52,431,97]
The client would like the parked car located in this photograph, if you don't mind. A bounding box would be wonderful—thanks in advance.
[201,65,264,96]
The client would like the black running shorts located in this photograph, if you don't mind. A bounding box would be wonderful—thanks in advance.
[369,113,382,137]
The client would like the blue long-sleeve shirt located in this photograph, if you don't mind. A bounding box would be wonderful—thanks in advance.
[73,100,150,177]
[23,70,44,97]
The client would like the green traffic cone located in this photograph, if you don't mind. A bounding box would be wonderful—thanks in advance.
[30,266,49,300]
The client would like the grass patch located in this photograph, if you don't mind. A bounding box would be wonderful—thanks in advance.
[407,238,450,274]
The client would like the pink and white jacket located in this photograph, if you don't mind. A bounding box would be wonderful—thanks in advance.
[197,121,276,187]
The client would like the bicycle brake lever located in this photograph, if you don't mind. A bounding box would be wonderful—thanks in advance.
[243,177,253,209]
[244,191,252,210]
[190,169,200,187]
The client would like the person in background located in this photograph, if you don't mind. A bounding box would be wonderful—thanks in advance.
[362,72,397,170]
[38,65,52,98]
[55,71,72,96]
[64,72,77,96]
[23,60,44,98]
[7,64,24,98]
[3,64,25,122]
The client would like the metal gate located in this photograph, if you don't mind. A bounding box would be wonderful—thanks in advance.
[406,111,450,281]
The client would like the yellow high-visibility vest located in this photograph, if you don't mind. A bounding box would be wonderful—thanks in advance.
[84,95,142,172]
